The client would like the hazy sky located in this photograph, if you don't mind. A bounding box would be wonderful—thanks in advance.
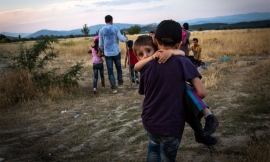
[0,0,269,33]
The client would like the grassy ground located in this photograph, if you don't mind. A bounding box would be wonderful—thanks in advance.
[0,29,269,162]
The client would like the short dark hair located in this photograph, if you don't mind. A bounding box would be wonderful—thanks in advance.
[105,15,113,23]
[127,40,133,48]
[155,20,182,46]
[149,31,155,34]
[193,38,198,42]
[134,35,157,55]
[183,23,189,30]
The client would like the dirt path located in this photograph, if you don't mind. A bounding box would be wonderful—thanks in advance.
[0,55,269,162]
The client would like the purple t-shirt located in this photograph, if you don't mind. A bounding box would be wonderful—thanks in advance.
[138,56,201,138]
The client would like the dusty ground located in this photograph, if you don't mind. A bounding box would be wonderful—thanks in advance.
[0,54,269,162]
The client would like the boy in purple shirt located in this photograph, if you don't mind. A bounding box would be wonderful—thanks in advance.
[135,20,208,161]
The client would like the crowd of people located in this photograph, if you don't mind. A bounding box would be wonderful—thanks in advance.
[88,15,218,161]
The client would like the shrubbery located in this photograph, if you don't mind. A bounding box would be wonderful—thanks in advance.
[0,36,84,108]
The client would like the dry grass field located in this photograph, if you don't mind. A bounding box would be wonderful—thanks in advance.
[0,28,269,162]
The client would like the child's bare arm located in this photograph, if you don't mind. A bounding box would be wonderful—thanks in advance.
[190,77,207,98]
[124,51,128,68]
[134,49,185,71]
[134,52,158,72]
[158,49,185,63]
[88,48,92,54]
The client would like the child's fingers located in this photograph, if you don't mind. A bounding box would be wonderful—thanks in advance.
[158,53,168,63]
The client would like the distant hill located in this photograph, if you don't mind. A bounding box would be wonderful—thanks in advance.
[181,12,270,25]
[189,20,270,31]
[1,12,269,38]
[25,23,137,38]
[0,32,32,38]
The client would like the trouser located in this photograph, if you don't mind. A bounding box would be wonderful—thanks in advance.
[129,64,139,83]
[186,56,202,67]
[184,83,209,136]
[93,63,105,88]
[145,131,181,162]
[104,53,123,89]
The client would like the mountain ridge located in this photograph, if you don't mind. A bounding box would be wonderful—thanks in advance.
[1,12,269,38]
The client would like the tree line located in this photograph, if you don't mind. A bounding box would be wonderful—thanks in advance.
[1,20,269,43]
[0,24,142,43]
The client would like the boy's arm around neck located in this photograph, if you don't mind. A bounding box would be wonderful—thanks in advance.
[134,55,155,71]
[157,49,185,64]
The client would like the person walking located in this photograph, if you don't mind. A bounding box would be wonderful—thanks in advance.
[125,40,139,85]
[134,20,207,161]
[99,15,127,94]
[88,36,105,94]
[180,22,191,56]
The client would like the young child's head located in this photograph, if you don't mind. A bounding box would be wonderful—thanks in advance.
[192,38,199,46]
[134,35,157,61]
[149,31,155,36]
[92,36,99,51]
[183,22,189,30]
[94,36,99,43]
[154,20,182,49]
[127,40,133,49]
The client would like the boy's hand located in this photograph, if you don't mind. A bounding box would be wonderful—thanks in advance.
[157,49,172,64]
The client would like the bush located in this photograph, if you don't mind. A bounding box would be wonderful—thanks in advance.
[1,37,84,107]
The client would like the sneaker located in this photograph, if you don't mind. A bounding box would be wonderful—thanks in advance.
[118,85,125,89]
[135,79,139,85]
[93,88,97,94]
[195,134,217,146]
[204,114,219,136]
[112,89,117,94]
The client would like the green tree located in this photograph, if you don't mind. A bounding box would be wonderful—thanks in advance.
[69,34,75,38]
[0,34,11,43]
[81,24,90,37]
[127,25,141,35]
[198,27,204,31]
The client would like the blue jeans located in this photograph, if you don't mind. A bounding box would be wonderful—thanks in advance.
[129,64,139,83]
[146,131,181,162]
[93,63,105,88]
[105,53,123,89]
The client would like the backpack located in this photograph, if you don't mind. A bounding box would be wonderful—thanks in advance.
[182,29,189,45]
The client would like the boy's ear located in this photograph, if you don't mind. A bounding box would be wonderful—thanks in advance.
[174,42,181,49]
[152,36,158,45]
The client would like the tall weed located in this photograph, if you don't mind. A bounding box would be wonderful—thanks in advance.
[0,70,36,108]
